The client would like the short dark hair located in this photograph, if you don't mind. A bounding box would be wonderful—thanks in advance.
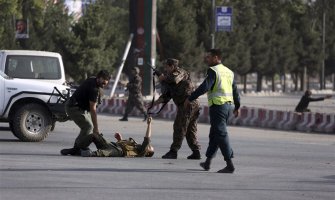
[207,49,222,59]
[97,70,111,80]
[305,90,312,96]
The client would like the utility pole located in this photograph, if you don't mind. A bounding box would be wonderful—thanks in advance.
[321,0,326,90]
[129,0,156,96]
[211,0,215,48]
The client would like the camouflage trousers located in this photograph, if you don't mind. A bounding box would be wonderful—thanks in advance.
[170,101,201,152]
[124,94,146,116]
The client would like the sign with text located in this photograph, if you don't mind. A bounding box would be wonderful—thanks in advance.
[216,6,232,32]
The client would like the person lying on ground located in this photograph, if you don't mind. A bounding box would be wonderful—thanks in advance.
[62,117,154,157]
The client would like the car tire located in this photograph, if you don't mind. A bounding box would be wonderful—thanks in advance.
[12,103,52,142]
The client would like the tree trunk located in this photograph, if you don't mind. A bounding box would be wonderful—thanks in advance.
[300,72,304,91]
[292,72,298,91]
[271,76,275,92]
[283,74,286,92]
[303,66,307,91]
[256,72,262,92]
[243,74,247,93]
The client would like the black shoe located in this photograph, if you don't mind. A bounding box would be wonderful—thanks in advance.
[217,166,235,173]
[119,117,128,121]
[162,150,177,159]
[60,147,80,156]
[187,150,201,160]
[200,162,210,171]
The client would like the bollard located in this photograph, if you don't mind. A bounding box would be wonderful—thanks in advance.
[304,113,322,132]
[276,111,291,129]
[266,110,283,128]
[314,113,330,133]
[324,114,335,134]
[282,112,301,131]
[296,112,313,132]
[231,106,248,126]
[107,98,117,114]
[249,108,266,127]
[242,107,255,126]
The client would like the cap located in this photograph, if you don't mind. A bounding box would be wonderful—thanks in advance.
[132,67,140,74]
[164,58,179,67]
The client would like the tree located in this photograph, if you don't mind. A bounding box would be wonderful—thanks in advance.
[157,0,204,73]
[264,0,296,92]
[289,0,322,91]
[313,0,335,90]
[222,0,255,93]
[0,0,20,49]
[71,0,129,81]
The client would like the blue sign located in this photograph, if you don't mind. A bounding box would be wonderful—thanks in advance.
[216,6,232,32]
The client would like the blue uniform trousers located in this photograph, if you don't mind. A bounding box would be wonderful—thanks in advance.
[206,103,233,161]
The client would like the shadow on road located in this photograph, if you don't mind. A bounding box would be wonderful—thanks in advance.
[0,167,204,174]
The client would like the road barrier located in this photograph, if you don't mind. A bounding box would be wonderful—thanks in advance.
[99,98,334,134]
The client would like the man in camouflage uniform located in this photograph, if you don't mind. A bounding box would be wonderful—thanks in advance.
[79,117,154,157]
[151,58,201,159]
[120,67,147,121]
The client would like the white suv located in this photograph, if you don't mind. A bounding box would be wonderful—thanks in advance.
[0,50,66,85]
[0,50,70,142]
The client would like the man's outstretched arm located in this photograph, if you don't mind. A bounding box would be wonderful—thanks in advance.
[139,116,154,157]
[145,116,152,138]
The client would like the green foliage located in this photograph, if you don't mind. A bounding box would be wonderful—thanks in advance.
[0,0,18,49]
[71,0,129,81]
[157,0,204,71]
[0,0,334,87]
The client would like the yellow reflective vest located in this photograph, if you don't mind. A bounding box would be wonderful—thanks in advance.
[207,64,234,106]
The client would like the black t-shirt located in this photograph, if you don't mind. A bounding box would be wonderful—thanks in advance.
[72,77,100,111]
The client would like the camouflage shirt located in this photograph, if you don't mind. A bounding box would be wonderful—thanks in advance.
[158,67,197,106]
[126,74,143,97]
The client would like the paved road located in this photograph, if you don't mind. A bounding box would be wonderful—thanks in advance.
[0,115,334,200]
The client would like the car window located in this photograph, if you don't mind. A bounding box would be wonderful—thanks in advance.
[5,55,61,79]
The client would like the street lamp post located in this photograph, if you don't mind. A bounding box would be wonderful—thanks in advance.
[211,0,215,49]
[321,7,326,90]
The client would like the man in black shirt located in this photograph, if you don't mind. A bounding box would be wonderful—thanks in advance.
[61,70,111,156]
[295,90,332,113]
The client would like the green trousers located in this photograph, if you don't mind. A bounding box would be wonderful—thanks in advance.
[65,100,93,149]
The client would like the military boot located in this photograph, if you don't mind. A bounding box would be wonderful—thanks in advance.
[217,159,235,173]
[119,116,128,121]
[60,147,80,156]
[187,150,201,160]
[162,150,177,159]
[200,157,211,171]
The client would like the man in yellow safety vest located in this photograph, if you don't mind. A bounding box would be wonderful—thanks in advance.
[185,49,241,173]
